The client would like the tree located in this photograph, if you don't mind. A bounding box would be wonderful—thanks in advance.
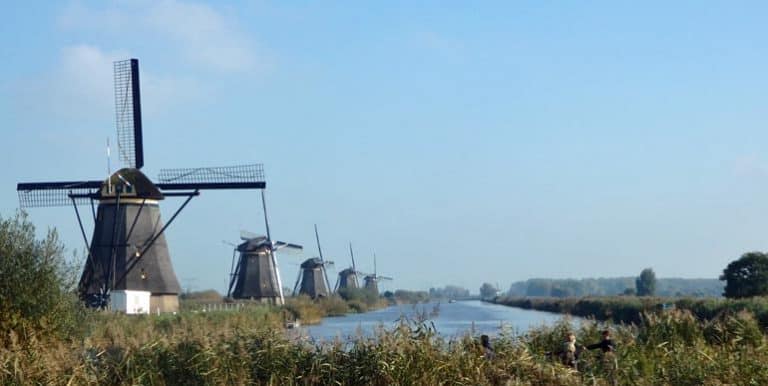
[551,286,573,298]
[479,283,498,299]
[525,279,553,297]
[635,268,656,296]
[0,211,82,342]
[720,252,768,298]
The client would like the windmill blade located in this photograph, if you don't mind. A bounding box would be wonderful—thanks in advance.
[272,241,303,252]
[378,276,393,281]
[157,164,265,190]
[314,224,333,294]
[349,243,357,272]
[226,247,240,298]
[222,240,238,248]
[292,270,302,296]
[323,260,335,266]
[17,180,103,207]
[114,59,144,169]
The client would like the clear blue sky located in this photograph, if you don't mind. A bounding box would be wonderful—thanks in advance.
[2,1,767,294]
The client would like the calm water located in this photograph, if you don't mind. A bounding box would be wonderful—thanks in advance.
[297,300,571,341]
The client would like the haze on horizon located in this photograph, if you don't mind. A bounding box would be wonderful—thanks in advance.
[1,1,767,294]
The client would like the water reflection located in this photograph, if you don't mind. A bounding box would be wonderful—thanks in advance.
[298,300,571,341]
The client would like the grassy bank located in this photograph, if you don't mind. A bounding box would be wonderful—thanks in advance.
[493,295,768,328]
[178,293,391,326]
[3,307,768,384]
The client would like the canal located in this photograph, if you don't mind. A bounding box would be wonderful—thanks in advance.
[298,300,572,341]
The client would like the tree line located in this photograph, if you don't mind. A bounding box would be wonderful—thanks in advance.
[505,276,723,298]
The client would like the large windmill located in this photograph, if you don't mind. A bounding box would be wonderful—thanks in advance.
[292,225,333,299]
[16,59,266,313]
[334,242,362,292]
[227,229,302,305]
[363,253,392,294]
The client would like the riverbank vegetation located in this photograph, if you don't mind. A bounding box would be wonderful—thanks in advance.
[386,289,430,304]
[493,295,768,329]
[5,213,768,384]
[4,302,768,384]
[428,285,471,299]
[506,277,723,298]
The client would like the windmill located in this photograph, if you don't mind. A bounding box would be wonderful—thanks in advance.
[16,59,266,313]
[334,242,362,292]
[226,229,302,305]
[292,226,333,299]
[293,258,333,299]
[363,252,392,294]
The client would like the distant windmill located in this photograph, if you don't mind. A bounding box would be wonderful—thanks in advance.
[16,59,266,313]
[293,258,334,298]
[334,242,362,292]
[226,228,302,305]
[363,252,392,294]
[293,225,333,299]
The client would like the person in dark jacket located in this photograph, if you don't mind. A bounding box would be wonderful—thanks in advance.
[586,329,617,385]
[586,329,615,353]
[587,330,616,353]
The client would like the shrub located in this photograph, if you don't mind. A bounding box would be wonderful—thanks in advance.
[0,211,85,343]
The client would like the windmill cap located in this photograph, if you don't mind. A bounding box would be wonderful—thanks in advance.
[100,168,163,200]
[237,237,270,252]
[301,257,325,268]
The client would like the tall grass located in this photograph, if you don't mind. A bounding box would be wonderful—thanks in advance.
[3,307,768,385]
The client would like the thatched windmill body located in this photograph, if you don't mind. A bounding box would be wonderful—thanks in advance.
[292,225,333,298]
[227,231,301,305]
[16,59,266,313]
[363,253,392,294]
[334,242,363,292]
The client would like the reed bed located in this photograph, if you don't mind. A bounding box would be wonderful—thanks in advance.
[2,307,768,385]
[494,295,768,328]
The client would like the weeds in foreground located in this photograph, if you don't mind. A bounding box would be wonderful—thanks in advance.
[2,308,768,385]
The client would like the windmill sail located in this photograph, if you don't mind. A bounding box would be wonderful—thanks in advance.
[17,180,103,207]
[314,224,332,293]
[157,164,265,190]
[114,59,144,169]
